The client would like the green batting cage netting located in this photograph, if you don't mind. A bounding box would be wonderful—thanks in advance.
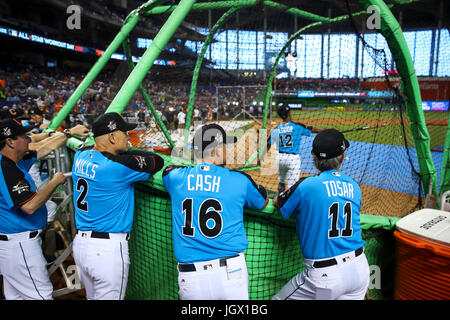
[56,0,448,300]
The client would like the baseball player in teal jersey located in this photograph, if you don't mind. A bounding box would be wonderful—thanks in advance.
[272,129,369,300]
[72,112,164,300]
[0,119,89,300]
[267,103,321,193]
[163,123,268,300]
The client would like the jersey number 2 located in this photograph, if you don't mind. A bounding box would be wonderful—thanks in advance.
[328,202,353,238]
[76,178,89,212]
[181,198,223,238]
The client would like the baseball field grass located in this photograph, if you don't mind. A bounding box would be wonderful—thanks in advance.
[278,109,448,148]
[220,108,447,217]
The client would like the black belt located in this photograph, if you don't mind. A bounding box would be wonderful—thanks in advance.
[77,230,130,240]
[91,231,110,239]
[0,230,39,241]
[178,254,240,272]
[312,247,364,269]
[279,151,297,155]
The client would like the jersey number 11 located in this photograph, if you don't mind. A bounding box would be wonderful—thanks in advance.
[328,201,353,238]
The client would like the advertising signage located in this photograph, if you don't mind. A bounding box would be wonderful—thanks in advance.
[422,101,449,111]
[297,90,315,98]
[296,90,394,98]
[0,25,176,67]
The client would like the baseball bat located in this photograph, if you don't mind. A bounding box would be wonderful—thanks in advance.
[341,126,370,133]
[341,123,392,134]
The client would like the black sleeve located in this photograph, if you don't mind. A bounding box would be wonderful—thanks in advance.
[1,157,36,208]
[126,149,165,172]
[162,165,186,177]
[276,177,307,209]
[232,170,267,201]
[22,150,37,160]
[102,150,164,174]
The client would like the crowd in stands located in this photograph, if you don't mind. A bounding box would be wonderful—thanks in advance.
[274,78,369,92]
[1,62,377,131]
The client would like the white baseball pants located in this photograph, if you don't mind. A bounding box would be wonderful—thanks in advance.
[177,252,248,300]
[0,230,53,300]
[276,153,301,188]
[73,231,130,300]
[272,249,370,300]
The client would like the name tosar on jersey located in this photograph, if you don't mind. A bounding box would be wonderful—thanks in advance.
[322,180,354,199]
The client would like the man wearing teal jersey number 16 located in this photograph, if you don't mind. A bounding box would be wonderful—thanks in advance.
[163,123,268,300]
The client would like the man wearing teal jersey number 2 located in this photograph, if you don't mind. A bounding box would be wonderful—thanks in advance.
[72,112,164,300]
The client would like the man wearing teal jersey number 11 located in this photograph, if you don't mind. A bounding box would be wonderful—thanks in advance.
[273,129,369,300]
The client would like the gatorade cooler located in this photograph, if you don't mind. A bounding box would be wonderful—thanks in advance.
[393,209,450,300]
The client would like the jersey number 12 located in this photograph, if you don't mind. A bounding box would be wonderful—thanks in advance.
[279,134,293,148]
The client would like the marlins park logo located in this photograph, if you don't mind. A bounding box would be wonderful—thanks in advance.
[12,180,30,194]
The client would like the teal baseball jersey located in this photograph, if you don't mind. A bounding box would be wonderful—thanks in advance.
[277,169,365,260]
[72,147,163,233]
[268,121,312,154]
[163,162,267,263]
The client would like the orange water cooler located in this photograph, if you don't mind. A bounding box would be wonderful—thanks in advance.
[393,209,450,300]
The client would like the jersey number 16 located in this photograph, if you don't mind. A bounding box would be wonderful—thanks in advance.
[181,198,223,238]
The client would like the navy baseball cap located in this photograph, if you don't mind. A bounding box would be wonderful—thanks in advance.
[92,112,137,137]
[192,123,237,158]
[0,119,34,142]
[312,129,349,160]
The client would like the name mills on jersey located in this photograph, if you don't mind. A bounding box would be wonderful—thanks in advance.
[74,158,98,179]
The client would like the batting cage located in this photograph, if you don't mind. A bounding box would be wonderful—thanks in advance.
[49,0,449,300]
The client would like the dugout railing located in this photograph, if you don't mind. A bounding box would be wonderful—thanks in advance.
[37,145,84,298]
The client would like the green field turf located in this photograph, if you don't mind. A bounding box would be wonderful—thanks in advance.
[268,109,448,148]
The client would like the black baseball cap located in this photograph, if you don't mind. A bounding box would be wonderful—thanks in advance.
[0,119,34,142]
[192,123,237,158]
[312,128,350,160]
[29,107,44,116]
[277,103,290,120]
[0,108,25,120]
[92,112,137,137]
